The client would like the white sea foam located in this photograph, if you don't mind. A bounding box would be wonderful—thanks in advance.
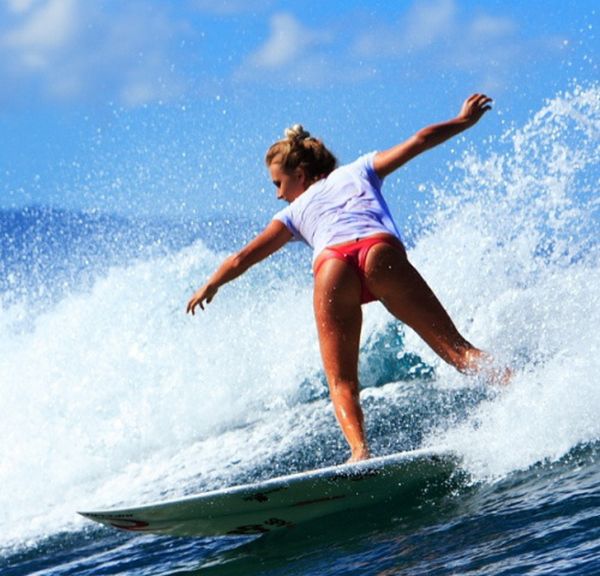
[418,84,600,479]
[0,241,322,548]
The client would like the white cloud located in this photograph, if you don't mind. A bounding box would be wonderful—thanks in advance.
[0,1,565,105]
[248,12,329,69]
[404,0,456,50]
[5,0,42,14]
[350,0,533,91]
[353,0,459,58]
[0,0,185,106]
[353,0,521,58]
[470,14,517,38]
[4,0,77,68]
[234,11,358,87]
[190,0,274,16]
[120,80,158,108]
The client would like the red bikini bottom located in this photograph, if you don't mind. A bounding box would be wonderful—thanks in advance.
[313,234,405,304]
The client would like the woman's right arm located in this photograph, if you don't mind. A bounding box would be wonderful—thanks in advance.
[373,93,493,179]
[186,219,292,315]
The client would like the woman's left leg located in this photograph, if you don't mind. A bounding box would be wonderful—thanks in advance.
[313,257,368,461]
[363,241,510,383]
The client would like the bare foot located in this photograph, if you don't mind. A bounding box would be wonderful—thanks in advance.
[346,447,370,463]
[465,349,512,386]
[496,366,513,386]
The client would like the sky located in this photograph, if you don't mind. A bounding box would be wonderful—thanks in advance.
[0,0,597,223]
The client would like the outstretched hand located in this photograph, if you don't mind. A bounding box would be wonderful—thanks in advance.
[187,284,218,315]
[459,93,493,126]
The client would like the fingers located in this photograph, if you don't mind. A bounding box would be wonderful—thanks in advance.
[187,286,216,315]
[186,295,203,315]
[461,93,493,124]
[469,93,493,110]
[186,299,196,315]
[468,92,492,102]
[478,95,493,109]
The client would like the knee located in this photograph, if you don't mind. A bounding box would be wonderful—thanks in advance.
[328,376,360,398]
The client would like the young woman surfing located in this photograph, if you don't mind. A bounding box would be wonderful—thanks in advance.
[187,93,509,462]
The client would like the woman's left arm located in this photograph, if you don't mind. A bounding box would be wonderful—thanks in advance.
[373,93,492,179]
[186,220,293,315]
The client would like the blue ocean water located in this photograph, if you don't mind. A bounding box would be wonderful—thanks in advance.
[1,86,599,575]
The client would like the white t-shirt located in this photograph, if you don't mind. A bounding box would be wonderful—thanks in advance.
[273,152,401,262]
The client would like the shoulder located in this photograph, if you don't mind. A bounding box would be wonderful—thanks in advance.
[341,151,382,188]
[273,202,301,239]
[272,186,318,234]
[337,152,376,175]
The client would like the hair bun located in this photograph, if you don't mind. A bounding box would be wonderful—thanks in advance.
[284,124,310,141]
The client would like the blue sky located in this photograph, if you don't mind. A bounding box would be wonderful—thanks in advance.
[0,0,597,222]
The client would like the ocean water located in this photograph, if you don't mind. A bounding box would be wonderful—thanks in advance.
[1,85,599,575]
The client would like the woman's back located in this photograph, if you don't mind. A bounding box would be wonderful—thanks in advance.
[273,152,401,262]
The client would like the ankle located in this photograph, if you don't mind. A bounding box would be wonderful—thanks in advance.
[348,445,370,462]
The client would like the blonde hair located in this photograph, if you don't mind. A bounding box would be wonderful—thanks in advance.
[265,124,337,181]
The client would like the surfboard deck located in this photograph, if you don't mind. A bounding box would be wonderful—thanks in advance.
[79,447,458,537]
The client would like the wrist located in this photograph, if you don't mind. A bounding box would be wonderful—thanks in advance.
[455,114,474,126]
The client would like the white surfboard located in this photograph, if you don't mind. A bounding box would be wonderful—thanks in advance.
[79,447,458,537]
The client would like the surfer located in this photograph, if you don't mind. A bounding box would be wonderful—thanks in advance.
[187,93,509,462]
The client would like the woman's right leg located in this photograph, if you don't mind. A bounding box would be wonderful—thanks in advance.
[364,242,494,375]
[313,257,369,461]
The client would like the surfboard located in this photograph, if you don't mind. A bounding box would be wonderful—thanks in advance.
[79,447,458,537]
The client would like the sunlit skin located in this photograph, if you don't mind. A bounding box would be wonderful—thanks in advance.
[187,94,510,462]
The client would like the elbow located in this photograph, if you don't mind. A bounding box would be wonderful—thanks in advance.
[412,130,432,149]
[229,252,246,271]
[229,250,254,274]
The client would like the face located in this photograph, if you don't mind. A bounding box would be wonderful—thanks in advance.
[269,162,307,203]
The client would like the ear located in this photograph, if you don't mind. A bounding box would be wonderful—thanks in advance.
[295,167,309,187]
